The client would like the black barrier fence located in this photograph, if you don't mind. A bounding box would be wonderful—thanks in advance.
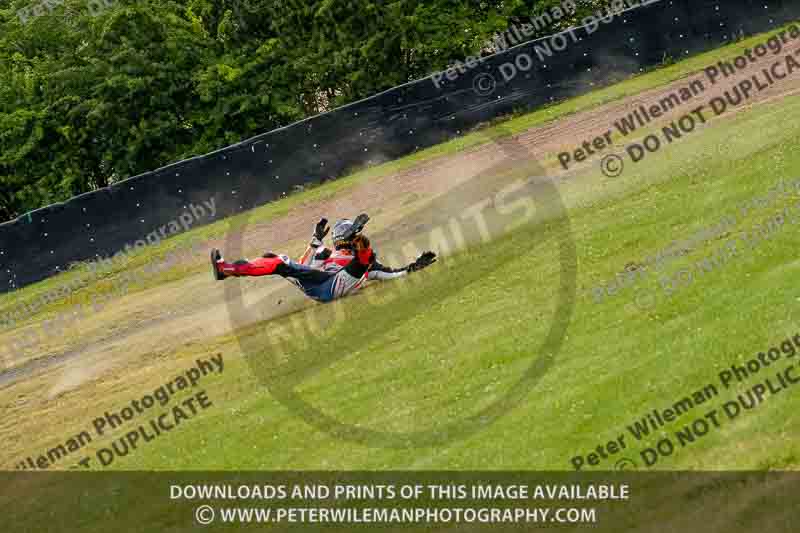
[0,0,796,295]
[3,471,800,532]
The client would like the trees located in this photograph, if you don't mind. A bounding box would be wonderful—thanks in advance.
[0,0,608,220]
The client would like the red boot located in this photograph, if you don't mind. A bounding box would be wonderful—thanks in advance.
[211,249,226,280]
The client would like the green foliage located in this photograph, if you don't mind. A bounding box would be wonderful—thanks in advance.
[0,0,612,221]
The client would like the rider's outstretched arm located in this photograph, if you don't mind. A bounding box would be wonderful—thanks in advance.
[367,251,438,281]
[367,261,408,281]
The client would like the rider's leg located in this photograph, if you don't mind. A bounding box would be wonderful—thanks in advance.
[216,254,287,277]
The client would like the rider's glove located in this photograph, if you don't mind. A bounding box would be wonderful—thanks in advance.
[406,251,437,273]
[311,218,329,248]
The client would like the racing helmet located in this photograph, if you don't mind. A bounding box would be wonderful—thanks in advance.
[332,219,354,248]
